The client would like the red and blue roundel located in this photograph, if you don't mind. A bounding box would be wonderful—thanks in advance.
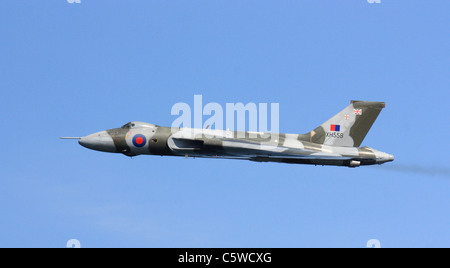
[132,134,147,147]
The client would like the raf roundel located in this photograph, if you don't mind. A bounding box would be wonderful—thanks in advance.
[132,134,147,147]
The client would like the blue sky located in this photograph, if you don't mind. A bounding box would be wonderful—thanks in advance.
[0,0,449,247]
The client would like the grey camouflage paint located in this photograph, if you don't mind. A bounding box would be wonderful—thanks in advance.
[73,101,394,167]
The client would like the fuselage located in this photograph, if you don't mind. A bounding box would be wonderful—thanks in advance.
[77,121,394,167]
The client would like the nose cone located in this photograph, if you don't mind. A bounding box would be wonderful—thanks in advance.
[79,131,116,153]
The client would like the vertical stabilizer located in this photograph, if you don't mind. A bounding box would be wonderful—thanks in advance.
[307,100,385,147]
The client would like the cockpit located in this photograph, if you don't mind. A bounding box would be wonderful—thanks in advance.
[121,121,157,129]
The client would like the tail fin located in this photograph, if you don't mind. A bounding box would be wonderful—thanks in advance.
[307,100,385,147]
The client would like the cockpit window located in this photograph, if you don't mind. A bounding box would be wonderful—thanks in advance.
[121,122,132,129]
[121,121,157,129]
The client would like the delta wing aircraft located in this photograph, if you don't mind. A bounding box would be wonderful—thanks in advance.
[61,100,393,167]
